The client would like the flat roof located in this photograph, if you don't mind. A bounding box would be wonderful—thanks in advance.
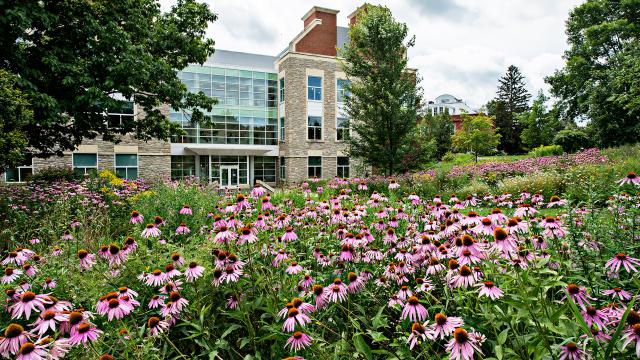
[204,49,277,72]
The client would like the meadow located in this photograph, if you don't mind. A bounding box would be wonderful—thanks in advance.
[0,148,639,360]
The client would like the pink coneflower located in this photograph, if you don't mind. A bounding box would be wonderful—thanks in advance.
[0,324,32,356]
[478,281,504,300]
[546,195,568,208]
[214,226,235,244]
[77,250,96,270]
[542,217,566,238]
[221,265,242,283]
[30,310,66,336]
[581,306,607,329]
[298,274,314,289]
[2,251,26,266]
[622,323,640,358]
[282,227,298,242]
[618,172,640,186]
[22,263,36,277]
[148,295,165,309]
[179,205,193,215]
[605,253,640,273]
[147,316,169,337]
[61,230,73,241]
[2,267,22,284]
[358,181,368,190]
[339,244,355,262]
[145,269,165,286]
[129,210,144,224]
[559,342,587,360]
[388,179,400,189]
[566,284,594,310]
[42,278,56,290]
[407,322,428,350]
[15,341,49,360]
[450,266,476,289]
[141,224,161,238]
[166,291,189,314]
[285,262,304,275]
[462,195,477,207]
[282,308,311,332]
[175,223,190,235]
[235,194,250,211]
[10,291,50,319]
[185,262,205,282]
[286,331,312,351]
[446,328,483,360]
[164,264,181,279]
[402,296,428,322]
[68,323,102,345]
[324,279,348,303]
[251,185,267,198]
[602,287,632,301]
[261,197,276,211]
[347,272,365,294]
[104,298,132,321]
[514,203,537,218]
[474,218,495,236]
[428,313,464,340]
[312,285,326,309]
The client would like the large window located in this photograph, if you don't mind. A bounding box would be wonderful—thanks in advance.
[107,101,134,128]
[280,117,285,142]
[337,157,350,178]
[307,76,322,101]
[337,79,349,103]
[337,117,349,141]
[279,78,285,103]
[171,156,196,180]
[279,157,286,181]
[308,156,322,178]
[254,157,276,183]
[308,116,322,140]
[115,154,138,180]
[171,112,277,146]
[4,155,33,183]
[72,154,98,176]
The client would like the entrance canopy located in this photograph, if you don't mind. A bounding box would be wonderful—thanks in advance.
[183,144,279,156]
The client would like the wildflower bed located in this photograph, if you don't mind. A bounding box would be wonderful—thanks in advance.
[0,171,639,359]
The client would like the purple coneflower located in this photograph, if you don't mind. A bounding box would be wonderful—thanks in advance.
[141,224,161,238]
[285,262,304,275]
[402,296,428,322]
[69,323,102,345]
[175,222,190,235]
[15,341,49,360]
[605,253,640,273]
[446,328,483,360]
[298,274,314,289]
[474,218,495,236]
[407,322,428,350]
[428,313,463,340]
[559,342,587,360]
[10,291,50,319]
[30,310,66,336]
[147,316,169,337]
[77,250,96,270]
[622,324,640,358]
[478,281,504,300]
[286,331,312,351]
[324,279,348,303]
[581,306,607,329]
[602,287,632,301]
[450,266,476,289]
[221,265,242,283]
[282,308,311,332]
[145,269,165,286]
[618,172,640,186]
[0,324,32,356]
[179,205,192,215]
[547,195,568,208]
[566,284,594,310]
[2,267,22,284]
[185,262,205,282]
[129,210,144,224]
[388,179,400,189]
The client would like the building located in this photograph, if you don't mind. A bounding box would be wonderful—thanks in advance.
[426,94,478,130]
[2,6,381,188]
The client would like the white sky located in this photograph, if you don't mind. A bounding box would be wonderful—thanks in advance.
[159,0,584,109]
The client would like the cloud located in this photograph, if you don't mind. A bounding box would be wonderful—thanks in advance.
[405,0,472,18]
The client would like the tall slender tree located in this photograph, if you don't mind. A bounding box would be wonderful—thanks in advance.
[489,65,531,154]
[340,5,421,176]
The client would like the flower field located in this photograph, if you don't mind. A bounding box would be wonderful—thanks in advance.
[0,169,639,359]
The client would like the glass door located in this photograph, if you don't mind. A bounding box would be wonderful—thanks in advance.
[220,165,239,189]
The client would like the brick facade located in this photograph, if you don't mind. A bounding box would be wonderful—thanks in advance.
[296,8,339,57]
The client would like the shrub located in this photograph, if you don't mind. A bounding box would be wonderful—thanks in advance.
[441,152,474,165]
[553,128,592,153]
[496,171,565,198]
[456,179,491,198]
[528,144,563,157]
[31,166,83,183]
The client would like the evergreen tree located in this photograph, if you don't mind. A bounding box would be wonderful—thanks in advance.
[490,65,531,154]
[341,5,421,176]
[519,91,564,150]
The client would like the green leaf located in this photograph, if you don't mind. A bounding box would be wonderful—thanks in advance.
[366,330,389,343]
[353,334,373,360]
[221,324,241,339]
[495,345,503,360]
[497,328,509,345]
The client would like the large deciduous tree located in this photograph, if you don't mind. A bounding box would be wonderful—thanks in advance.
[488,65,531,154]
[0,0,217,171]
[452,114,501,163]
[0,70,32,171]
[420,112,454,161]
[546,0,640,146]
[519,91,564,150]
[340,5,421,176]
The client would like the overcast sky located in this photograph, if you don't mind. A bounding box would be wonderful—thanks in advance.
[160,0,583,109]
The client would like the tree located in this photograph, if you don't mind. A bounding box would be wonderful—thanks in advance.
[452,114,501,163]
[489,65,531,154]
[553,128,593,153]
[420,112,454,160]
[0,0,217,171]
[340,5,421,176]
[0,70,32,171]
[519,91,564,150]
[546,0,640,147]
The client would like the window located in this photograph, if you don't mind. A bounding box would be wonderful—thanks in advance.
[308,156,322,178]
[308,116,322,140]
[171,156,196,180]
[307,76,322,101]
[4,155,33,183]
[280,117,285,142]
[114,154,138,179]
[107,101,134,128]
[279,78,285,103]
[254,157,276,183]
[337,157,350,178]
[337,79,350,103]
[72,153,98,176]
[336,117,349,141]
[279,157,286,181]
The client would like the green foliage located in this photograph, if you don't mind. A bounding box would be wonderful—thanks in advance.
[553,128,592,153]
[452,114,501,163]
[340,5,422,176]
[546,0,640,147]
[30,166,84,183]
[497,172,565,198]
[519,91,564,150]
[528,145,564,157]
[441,152,475,165]
[0,70,32,172]
[419,112,454,160]
[489,65,531,154]
[0,0,217,166]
